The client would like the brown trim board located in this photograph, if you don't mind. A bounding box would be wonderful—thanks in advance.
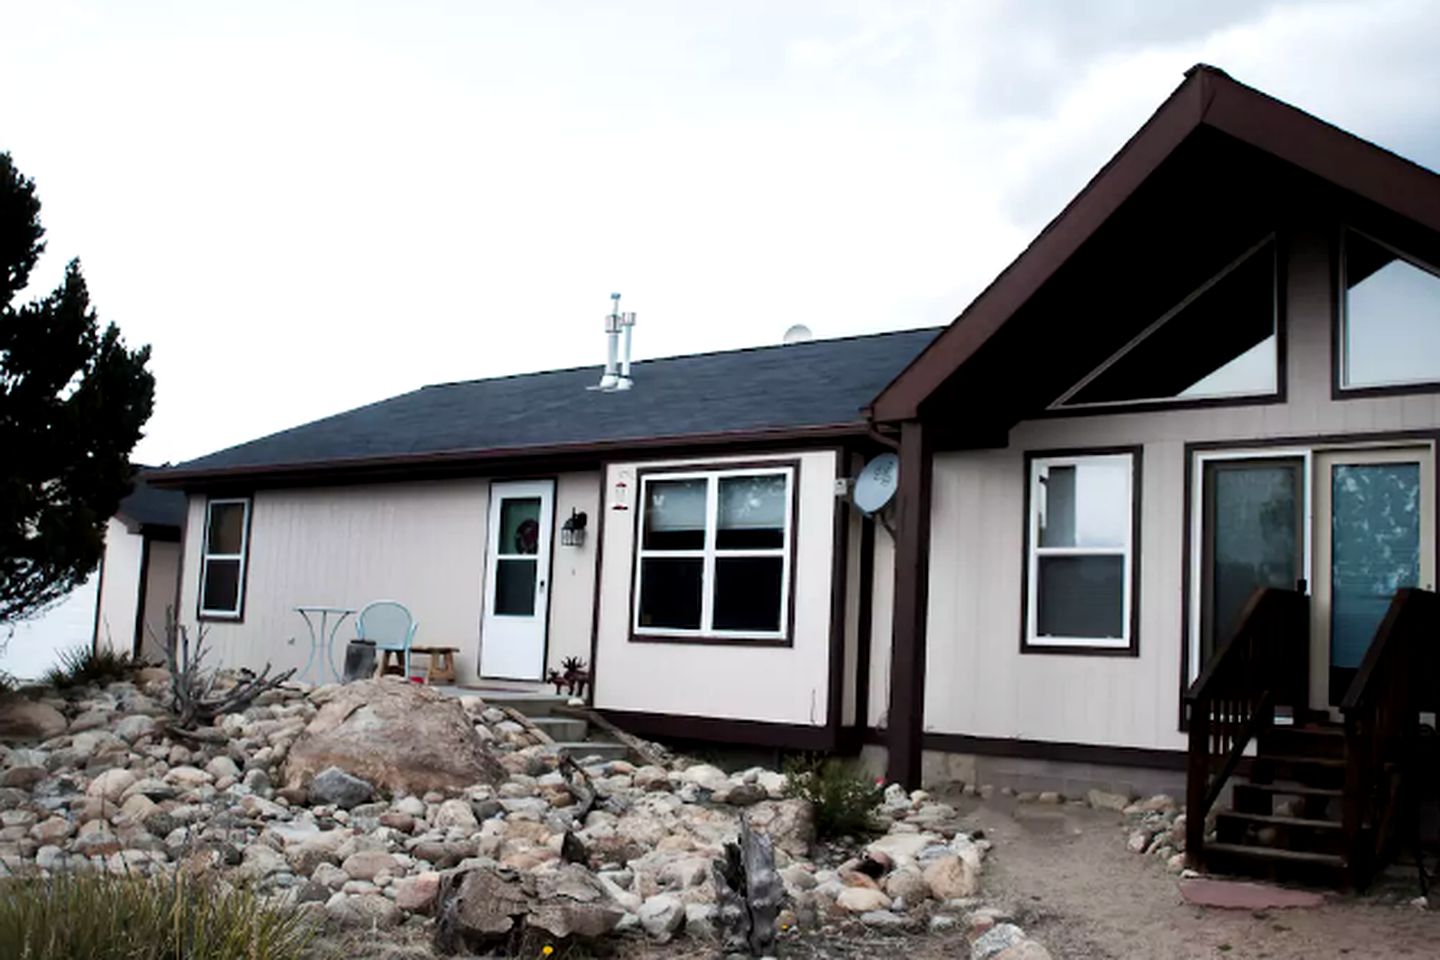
[601,709,836,752]
[585,464,609,708]
[885,420,933,788]
[132,537,153,660]
[827,445,851,745]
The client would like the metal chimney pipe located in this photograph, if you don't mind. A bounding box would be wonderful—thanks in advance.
[596,293,621,390]
[615,311,636,390]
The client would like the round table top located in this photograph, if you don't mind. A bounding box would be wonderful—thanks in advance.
[294,605,356,615]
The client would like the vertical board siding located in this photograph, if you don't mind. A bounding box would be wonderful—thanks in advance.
[592,450,839,726]
[178,475,598,685]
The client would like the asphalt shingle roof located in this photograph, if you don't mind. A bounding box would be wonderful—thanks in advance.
[119,474,187,528]
[169,328,941,475]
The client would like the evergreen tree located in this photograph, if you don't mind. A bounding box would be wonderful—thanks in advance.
[0,152,155,623]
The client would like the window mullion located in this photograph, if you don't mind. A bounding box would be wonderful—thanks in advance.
[700,475,718,632]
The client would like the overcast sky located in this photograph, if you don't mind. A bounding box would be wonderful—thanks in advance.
[4,0,1439,466]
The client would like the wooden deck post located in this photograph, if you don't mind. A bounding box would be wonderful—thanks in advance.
[885,420,933,789]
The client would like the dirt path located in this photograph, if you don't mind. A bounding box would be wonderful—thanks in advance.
[956,793,1440,959]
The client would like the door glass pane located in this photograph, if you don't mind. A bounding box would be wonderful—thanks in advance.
[713,556,784,631]
[494,558,538,615]
[207,502,245,555]
[202,558,241,613]
[497,498,541,556]
[1038,460,1128,548]
[1344,231,1440,388]
[717,474,787,549]
[637,557,703,629]
[1204,462,1301,660]
[643,479,707,550]
[1036,555,1124,638]
[1331,463,1421,668]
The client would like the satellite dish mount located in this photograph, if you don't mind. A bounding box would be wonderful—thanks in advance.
[852,452,900,537]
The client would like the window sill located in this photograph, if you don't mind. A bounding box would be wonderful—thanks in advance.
[1021,638,1138,657]
[629,632,792,648]
[198,612,244,623]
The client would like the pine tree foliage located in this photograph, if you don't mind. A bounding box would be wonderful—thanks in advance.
[0,152,155,623]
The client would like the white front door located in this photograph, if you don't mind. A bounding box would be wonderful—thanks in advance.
[480,480,554,680]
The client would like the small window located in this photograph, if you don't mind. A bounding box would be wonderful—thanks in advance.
[1341,229,1440,390]
[1055,237,1278,407]
[634,467,793,641]
[1024,452,1138,652]
[200,498,250,619]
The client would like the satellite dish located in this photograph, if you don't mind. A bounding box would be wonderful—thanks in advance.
[853,453,899,515]
[782,324,813,344]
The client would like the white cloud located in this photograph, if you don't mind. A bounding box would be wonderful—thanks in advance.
[0,0,1435,463]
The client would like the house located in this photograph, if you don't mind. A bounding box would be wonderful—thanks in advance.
[864,64,1440,882]
[93,475,186,663]
[147,328,940,754]
[147,64,1440,881]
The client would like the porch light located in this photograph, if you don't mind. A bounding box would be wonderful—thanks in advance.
[560,509,588,547]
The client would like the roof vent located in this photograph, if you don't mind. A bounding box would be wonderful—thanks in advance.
[782,324,813,344]
[590,292,637,392]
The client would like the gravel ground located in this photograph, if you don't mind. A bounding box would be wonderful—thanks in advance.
[958,791,1440,959]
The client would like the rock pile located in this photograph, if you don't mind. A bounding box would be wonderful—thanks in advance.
[0,674,1044,956]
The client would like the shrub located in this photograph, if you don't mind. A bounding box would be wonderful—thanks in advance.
[42,645,139,690]
[0,872,314,960]
[783,755,884,840]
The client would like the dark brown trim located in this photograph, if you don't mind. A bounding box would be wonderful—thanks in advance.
[585,465,609,708]
[132,537,153,659]
[844,514,877,753]
[1331,224,1440,400]
[1018,445,1144,657]
[478,477,558,683]
[826,446,851,744]
[1177,429,1440,730]
[626,458,802,647]
[196,495,253,624]
[871,65,1440,424]
[601,708,836,751]
[138,524,182,543]
[149,423,868,491]
[885,420,933,788]
[865,727,1188,772]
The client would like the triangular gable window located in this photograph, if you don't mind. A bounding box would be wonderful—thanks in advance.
[1054,237,1278,408]
[1340,230,1440,390]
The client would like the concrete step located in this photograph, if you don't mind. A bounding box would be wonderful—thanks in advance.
[556,741,628,763]
[466,690,574,718]
[531,716,589,742]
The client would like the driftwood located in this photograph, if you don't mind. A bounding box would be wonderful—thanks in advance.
[151,617,295,728]
[712,818,783,956]
[552,704,670,768]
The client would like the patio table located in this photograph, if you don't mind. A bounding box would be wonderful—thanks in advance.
[295,605,356,685]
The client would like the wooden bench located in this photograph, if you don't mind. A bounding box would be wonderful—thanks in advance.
[376,645,459,684]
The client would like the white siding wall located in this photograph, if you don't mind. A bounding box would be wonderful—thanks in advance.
[137,541,181,661]
[177,474,599,685]
[95,518,143,656]
[877,223,1440,751]
[593,450,840,726]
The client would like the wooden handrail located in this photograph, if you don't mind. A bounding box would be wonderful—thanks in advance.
[1185,586,1309,866]
[1340,588,1438,885]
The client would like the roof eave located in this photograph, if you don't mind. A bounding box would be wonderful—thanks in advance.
[148,421,872,490]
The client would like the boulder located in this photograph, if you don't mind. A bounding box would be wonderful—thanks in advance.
[836,887,892,913]
[0,697,67,742]
[395,871,442,913]
[529,864,627,939]
[745,799,815,858]
[308,767,374,809]
[113,715,158,742]
[973,922,1028,960]
[439,866,534,945]
[924,853,979,899]
[87,769,138,803]
[1086,788,1131,813]
[326,892,402,929]
[637,893,685,941]
[285,680,506,795]
[342,850,398,881]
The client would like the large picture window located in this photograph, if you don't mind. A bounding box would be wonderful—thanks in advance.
[200,498,251,619]
[1340,229,1440,391]
[634,465,794,642]
[1024,451,1139,653]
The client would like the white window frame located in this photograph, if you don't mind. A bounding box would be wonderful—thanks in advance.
[633,466,794,641]
[1025,452,1135,650]
[199,497,251,619]
[1338,227,1440,391]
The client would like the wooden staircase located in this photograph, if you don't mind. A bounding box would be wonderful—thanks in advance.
[1186,587,1438,887]
[1203,721,1349,882]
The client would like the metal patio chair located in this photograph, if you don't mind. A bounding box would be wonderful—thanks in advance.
[356,600,418,680]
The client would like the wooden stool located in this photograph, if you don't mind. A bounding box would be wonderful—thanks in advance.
[410,645,458,684]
